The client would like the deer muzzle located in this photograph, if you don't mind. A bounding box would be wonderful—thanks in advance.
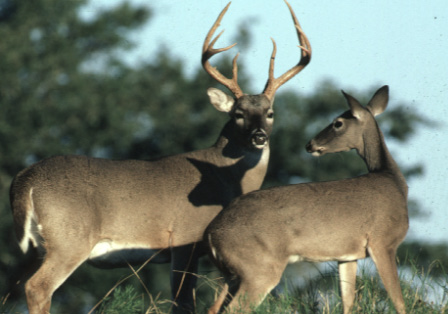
[305,141,324,157]
[250,130,269,149]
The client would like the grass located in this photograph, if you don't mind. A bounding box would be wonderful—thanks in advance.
[2,258,447,314]
[95,259,448,314]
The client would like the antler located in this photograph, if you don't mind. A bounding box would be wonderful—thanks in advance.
[202,2,244,99]
[262,0,312,100]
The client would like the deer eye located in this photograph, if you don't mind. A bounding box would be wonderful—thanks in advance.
[234,113,244,120]
[334,120,343,129]
[267,111,274,119]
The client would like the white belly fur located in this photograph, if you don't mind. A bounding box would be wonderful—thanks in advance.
[89,239,152,259]
[87,239,170,265]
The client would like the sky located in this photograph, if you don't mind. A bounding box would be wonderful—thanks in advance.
[82,1,448,244]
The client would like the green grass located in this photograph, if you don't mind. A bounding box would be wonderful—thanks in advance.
[2,259,447,313]
[99,260,447,314]
[84,259,448,314]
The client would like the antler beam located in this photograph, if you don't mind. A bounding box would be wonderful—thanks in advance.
[202,3,244,99]
[262,0,312,100]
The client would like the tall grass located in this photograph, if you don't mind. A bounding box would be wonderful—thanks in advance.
[230,260,447,314]
[88,258,448,313]
[2,258,447,313]
[259,259,447,314]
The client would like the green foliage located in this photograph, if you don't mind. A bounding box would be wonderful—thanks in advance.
[0,0,149,170]
[398,241,448,278]
[95,286,144,314]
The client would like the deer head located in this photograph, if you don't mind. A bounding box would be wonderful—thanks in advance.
[202,0,312,151]
[306,86,389,157]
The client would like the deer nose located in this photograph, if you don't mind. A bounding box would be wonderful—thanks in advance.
[306,140,325,156]
[250,130,268,148]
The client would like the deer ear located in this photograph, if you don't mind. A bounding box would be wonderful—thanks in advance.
[207,88,235,113]
[366,85,389,117]
[341,90,365,119]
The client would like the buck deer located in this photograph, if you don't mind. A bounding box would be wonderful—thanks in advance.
[10,1,311,313]
[205,85,409,314]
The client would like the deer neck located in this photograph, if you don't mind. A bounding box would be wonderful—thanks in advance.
[213,121,270,192]
[360,124,408,197]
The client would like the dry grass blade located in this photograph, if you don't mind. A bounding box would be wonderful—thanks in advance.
[87,249,165,314]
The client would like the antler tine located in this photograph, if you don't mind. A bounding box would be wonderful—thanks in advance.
[267,38,278,85]
[263,0,312,100]
[202,2,244,98]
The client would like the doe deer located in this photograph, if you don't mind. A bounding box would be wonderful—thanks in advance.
[205,85,409,314]
[9,1,311,313]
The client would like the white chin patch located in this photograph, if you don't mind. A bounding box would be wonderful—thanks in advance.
[254,143,267,149]
[251,139,267,149]
[311,151,322,157]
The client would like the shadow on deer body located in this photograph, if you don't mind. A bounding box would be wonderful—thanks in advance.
[205,86,409,314]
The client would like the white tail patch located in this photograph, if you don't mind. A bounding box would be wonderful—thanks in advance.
[19,188,41,253]
[207,233,218,261]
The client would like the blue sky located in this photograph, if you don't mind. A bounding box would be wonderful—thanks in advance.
[83,1,448,244]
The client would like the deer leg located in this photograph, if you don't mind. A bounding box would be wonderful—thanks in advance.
[338,260,358,314]
[208,283,228,314]
[208,275,241,314]
[25,250,89,314]
[225,277,279,313]
[368,246,406,314]
[223,262,284,314]
[8,246,42,301]
[170,244,200,314]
